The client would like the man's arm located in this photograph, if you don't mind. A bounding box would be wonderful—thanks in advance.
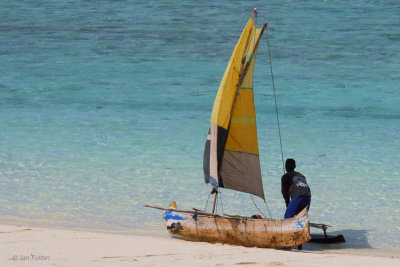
[281,175,290,207]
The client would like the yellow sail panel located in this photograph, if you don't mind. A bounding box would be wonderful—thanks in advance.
[210,17,256,129]
[224,89,259,154]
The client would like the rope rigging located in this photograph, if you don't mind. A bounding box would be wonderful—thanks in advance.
[250,25,285,219]
[204,191,212,212]
[266,30,285,173]
[250,194,268,218]
[218,191,224,214]
[252,26,284,226]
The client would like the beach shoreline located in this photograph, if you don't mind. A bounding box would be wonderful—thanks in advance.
[1,223,399,267]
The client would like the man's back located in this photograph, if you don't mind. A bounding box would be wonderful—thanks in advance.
[281,171,311,206]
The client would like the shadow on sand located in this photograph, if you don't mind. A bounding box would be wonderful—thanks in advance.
[302,229,372,251]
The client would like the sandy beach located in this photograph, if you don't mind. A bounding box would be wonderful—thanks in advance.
[1,224,399,267]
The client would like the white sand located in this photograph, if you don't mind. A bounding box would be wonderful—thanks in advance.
[1,224,399,267]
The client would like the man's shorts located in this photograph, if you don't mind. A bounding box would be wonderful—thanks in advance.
[284,195,311,219]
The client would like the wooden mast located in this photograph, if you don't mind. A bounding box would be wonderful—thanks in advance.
[211,190,218,213]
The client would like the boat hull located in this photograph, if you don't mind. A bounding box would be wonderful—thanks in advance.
[163,207,310,248]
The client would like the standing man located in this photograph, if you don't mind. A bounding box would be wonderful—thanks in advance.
[281,158,311,219]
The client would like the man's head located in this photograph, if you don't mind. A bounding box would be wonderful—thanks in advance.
[285,158,296,172]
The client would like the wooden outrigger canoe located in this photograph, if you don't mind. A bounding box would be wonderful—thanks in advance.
[144,10,317,249]
[146,203,310,248]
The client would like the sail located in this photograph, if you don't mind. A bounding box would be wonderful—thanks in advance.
[204,12,267,199]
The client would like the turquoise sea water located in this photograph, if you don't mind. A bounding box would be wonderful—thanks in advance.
[1,0,399,252]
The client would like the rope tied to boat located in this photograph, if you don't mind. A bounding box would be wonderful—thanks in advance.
[204,191,212,212]
[250,194,268,218]
[248,23,285,220]
[266,25,284,238]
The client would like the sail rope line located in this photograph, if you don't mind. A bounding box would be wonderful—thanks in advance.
[250,194,268,218]
[265,26,283,237]
[216,194,219,213]
[266,30,285,173]
[218,190,225,214]
[204,191,212,212]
